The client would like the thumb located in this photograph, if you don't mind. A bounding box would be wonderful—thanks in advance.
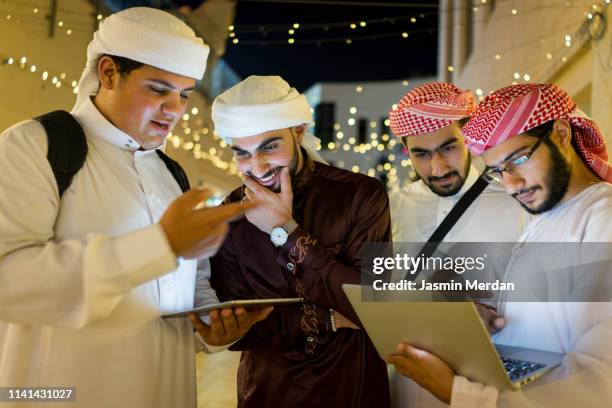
[280,167,292,198]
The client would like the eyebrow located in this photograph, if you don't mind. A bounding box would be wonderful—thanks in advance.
[230,136,284,154]
[409,137,458,154]
[146,79,195,92]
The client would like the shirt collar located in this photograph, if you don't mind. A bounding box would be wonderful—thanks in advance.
[73,96,141,152]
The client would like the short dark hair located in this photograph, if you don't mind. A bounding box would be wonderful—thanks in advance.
[97,54,144,77]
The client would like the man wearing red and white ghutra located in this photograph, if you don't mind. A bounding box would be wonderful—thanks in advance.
[388,82,527,243]
[388,83,612,407]
[387,83,527,407]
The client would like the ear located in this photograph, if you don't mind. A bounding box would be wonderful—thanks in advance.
[552,119,572,149]
[97,56,119,90]
[292,124,307,144]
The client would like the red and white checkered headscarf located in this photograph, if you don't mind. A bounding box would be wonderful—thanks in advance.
[389,82,476,137]
[462,83,611,183]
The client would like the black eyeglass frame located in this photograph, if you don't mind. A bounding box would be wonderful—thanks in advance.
[483,131,551,183]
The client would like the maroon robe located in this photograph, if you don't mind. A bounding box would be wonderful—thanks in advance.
[210,154,391,407]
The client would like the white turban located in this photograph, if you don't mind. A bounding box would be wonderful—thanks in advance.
[72,7,210,112]
[212,75,327,164]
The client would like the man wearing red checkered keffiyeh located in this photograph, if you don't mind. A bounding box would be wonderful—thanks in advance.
[388,83,612,408]
[387,83,528,408]
[389,82,476,197]
[463,83,612,214]
[387,82,526,242]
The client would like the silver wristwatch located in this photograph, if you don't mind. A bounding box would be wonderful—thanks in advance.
[270,219,299,247]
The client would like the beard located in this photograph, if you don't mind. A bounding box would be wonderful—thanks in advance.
[424,154,472,197]
[512,139,571,215]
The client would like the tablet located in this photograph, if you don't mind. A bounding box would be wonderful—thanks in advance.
[162,297,304,318]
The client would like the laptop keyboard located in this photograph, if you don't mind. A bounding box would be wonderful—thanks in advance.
[501,357,546,382]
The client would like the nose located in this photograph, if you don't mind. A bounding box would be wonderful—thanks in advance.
[430,152,450,177]
[250,154,270,178]
[501,171,526,194]
[161,93,186,119]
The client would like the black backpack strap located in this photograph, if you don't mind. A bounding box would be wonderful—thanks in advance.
[405,173,489,280]
[34,110,88,197]
[156,150,191,193]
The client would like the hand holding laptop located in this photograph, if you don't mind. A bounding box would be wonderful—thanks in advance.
[474,303,507,334]
[386,344,454,404]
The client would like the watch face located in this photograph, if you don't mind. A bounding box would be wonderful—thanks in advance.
[271,227,288,246]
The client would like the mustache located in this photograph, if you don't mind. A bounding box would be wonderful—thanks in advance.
[429,171,459,182]
[511,186,541,197]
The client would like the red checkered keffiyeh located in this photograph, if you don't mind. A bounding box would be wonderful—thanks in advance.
[389,82,476,137]
[462,83,611,183]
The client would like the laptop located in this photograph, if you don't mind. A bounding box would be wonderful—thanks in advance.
[342,284,563,390]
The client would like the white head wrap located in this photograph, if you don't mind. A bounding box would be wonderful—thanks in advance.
[212,75,326,163]
[72,7,210,112]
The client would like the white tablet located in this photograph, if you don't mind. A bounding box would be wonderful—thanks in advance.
[162,297,304,318]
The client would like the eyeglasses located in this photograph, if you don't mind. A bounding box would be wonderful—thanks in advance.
[484,133,549,184]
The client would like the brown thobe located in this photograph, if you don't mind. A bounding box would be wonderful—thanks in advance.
[210,154,392,408]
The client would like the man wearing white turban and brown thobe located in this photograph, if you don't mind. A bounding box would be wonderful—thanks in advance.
[205,75,392,407]
[0,7,268,408]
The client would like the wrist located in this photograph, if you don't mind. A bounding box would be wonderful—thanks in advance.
[270,219,298,247]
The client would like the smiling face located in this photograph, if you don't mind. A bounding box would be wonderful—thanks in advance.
[230,126,305,192]
[402,122,471,197]
[481,127,572,214]
[94,56,196,150]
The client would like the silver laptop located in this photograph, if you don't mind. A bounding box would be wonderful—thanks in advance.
[343,284,563,390]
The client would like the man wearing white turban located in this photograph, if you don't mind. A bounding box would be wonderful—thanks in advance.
[205,75,392,407]
[0,7,268,408]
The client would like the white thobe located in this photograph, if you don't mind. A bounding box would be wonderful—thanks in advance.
[0,97,214,407]
[449,182,612,407]
[393,181,612,407]
[389,166,528,408]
